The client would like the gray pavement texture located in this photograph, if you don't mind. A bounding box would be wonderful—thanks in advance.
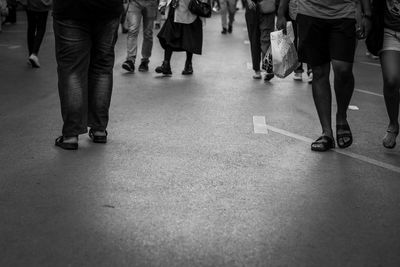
[1,10,400,267]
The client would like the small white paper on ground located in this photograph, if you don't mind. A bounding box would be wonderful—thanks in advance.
[244,40,250,45]
[253,116,269,134]
[348,105,359,111]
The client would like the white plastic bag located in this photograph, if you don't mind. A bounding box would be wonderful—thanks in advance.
[270,21,298,78]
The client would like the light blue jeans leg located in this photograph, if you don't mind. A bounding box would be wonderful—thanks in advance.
[126,1,142,62]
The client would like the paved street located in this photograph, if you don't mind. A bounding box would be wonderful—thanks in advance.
[1,9,400,267]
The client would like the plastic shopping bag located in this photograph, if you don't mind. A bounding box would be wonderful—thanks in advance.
[270,21,298,78]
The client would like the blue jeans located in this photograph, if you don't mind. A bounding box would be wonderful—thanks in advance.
[126,0,158,62]
[54,18,119,137]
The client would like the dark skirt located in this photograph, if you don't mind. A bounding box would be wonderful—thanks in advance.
[157,7,203,55]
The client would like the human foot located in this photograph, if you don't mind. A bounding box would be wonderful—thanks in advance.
[383,125,399,149]
[55,136,78,150]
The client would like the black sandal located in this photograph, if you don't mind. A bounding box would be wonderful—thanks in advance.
[55,136,78,150]
[89,129,108,143]
[311,136,335,152]
[336,123,353,148]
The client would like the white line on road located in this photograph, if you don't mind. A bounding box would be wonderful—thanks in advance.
[0,44,21,49]
[355,88,383,97]
[253,116,400,174]
[359,61,381,67]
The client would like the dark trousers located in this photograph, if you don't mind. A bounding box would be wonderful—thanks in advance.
[291,19,311,74]
[245,8,275,71]
[26,10,48,55]
[53,18,119,137]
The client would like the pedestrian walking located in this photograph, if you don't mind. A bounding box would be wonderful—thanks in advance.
[220,0,236,34]
[277,0,372,152]
[245,0,275,81]
[379,0,400,148]
[25,0,52,68]
[121,0,158,73]
[53,0,123,150]
[155,0,204,75]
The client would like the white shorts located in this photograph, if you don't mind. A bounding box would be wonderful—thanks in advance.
[381,28,400,53]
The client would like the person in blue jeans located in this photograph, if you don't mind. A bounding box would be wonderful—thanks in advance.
[122,0,158,73]
[53,0,123,150]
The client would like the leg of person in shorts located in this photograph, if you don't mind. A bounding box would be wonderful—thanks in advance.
[380,28,400,148]
[297,14,357,152]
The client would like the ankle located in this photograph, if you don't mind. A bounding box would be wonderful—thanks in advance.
[322,129,333,138]
[388,123,399,132]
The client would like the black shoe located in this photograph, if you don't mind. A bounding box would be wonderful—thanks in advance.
[55,136,78,150]
[89,129,108,143]
[182,62,193,75]
[311,135,335,152]
[221,28,227,34]
[122,60,135,72]
[138,60,149,72]
[155,61,172,75]
[228,25,232,33]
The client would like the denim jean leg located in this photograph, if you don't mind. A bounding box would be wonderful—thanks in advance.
[54,19,91,137]
[126,2,142,61]
[141,2,156,61]
[259,13,275,55]
[88,18,119,132]
[220,0,228,28]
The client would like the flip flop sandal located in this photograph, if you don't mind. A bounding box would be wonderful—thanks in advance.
[383,129,399,149]
[55,136,78,150]
[311,135,335,152]
[336,124,353,148]
[89,129,108,143]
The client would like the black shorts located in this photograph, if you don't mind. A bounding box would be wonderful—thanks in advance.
[297,14,357,67]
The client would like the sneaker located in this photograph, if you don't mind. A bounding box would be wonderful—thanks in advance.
[221,28,227,34]
[182,62,193,75]
[28,54,40,68]
[138,60,149,72]
[307,72,313,84]
[252,71,261,79]
[293,72,302,81]
[122,59,135,72]
[228,25,232,33]
[155,60,172,75]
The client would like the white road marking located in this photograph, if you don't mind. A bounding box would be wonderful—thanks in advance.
[359,61,381,67]
[0,44,21,49]
[253,116,400,174]
[8,45,21,49]
[253,116,269,134]
[355,88,383,98]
